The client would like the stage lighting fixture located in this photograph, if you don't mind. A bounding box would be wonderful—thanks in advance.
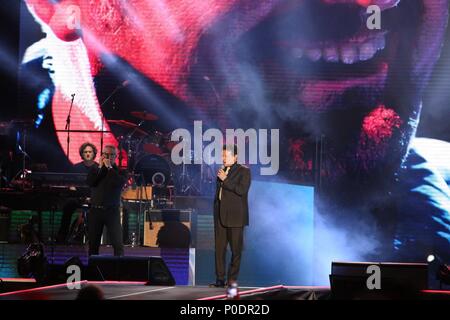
[427,254,450,287]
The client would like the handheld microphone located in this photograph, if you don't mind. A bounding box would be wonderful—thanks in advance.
[218,165,225,184]
[219,165,229,184]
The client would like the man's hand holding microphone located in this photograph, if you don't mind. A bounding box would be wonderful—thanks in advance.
[217,166,229,181]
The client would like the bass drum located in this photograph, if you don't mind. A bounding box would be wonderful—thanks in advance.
[133,154,171,187]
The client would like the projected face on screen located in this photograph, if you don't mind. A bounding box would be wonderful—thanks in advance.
[22,0,448,184]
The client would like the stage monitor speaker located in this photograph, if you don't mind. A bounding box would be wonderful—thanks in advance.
[144,209,192,248]
[88,256,175,285]
[330,261,428,299]
[0,278,37,294]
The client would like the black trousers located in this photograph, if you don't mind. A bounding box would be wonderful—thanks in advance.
[88,207,124,256]
[214,211,244,283]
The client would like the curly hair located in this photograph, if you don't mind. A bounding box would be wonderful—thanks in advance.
[79,142,97,160]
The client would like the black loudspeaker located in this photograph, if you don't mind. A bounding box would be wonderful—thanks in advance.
[88,256,175,286]
[0,278,37,293]
[144,209,192,248]
[330,262,428,299]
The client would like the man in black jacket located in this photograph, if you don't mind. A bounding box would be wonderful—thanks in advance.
[211,144,251,288]
[86,145,127,256]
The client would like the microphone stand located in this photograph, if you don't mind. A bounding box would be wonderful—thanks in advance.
[203,76,221,127]
[127,120,145,168]
[65,94,76,157]
[203,76,222,194]
[99,83,127,153]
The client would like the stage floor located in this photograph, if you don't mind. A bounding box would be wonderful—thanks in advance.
[0,282,331,300]
[2,281,450,300]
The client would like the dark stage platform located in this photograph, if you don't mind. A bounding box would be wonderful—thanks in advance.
[0,282,331,300]
[1,281,450,300]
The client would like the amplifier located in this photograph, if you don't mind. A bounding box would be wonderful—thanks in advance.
[144,209,192,248]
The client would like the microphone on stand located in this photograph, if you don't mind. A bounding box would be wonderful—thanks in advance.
[121,80,130,88]
[203,75,220,102]
[65,93,76,130]
[99,79,130,152]
[203,75,221,125]
[65,93,76,156]
[100,79,130,108]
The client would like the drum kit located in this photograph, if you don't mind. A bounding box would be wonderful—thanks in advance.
[110,111,214,201]
[113,111,216,246]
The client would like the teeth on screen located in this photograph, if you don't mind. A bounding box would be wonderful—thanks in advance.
[299,33,386,64]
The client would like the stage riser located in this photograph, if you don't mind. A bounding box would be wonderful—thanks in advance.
[0,244,190,285]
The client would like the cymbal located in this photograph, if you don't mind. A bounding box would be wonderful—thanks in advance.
[107,120,148,136]
[130,111,159,121]
[108,120,137,128]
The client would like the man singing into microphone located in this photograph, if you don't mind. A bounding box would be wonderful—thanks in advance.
[86,145,127,256]
[211,144,251,288]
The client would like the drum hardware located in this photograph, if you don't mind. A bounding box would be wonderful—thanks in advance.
[117,134,139,170]
[141,130,166,156]
[107,119,148,137]
[122,185,153,201]
[109,119,148,169]
[133,153,172,188]
[116,117,174,244]
[178,152,201,196]
[200,162,216,196]
[1,122,14,187]
[130,111,159,121]
[98,81,129,152]
[121,173,153,246]
[197,151,217,196]
[11,120,34,190]
[67,203,89,245]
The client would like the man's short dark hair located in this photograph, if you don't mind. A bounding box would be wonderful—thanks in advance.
[223,144,238,156]
[79,142,97,159]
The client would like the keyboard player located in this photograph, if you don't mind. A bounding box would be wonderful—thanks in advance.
[56,143,99,243]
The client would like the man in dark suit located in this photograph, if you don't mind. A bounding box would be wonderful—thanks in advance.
[211,144,251,288]
[87,145,127,256]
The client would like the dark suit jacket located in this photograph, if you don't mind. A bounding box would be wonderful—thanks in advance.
[86,164,127,207]
[214,164,251,227]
